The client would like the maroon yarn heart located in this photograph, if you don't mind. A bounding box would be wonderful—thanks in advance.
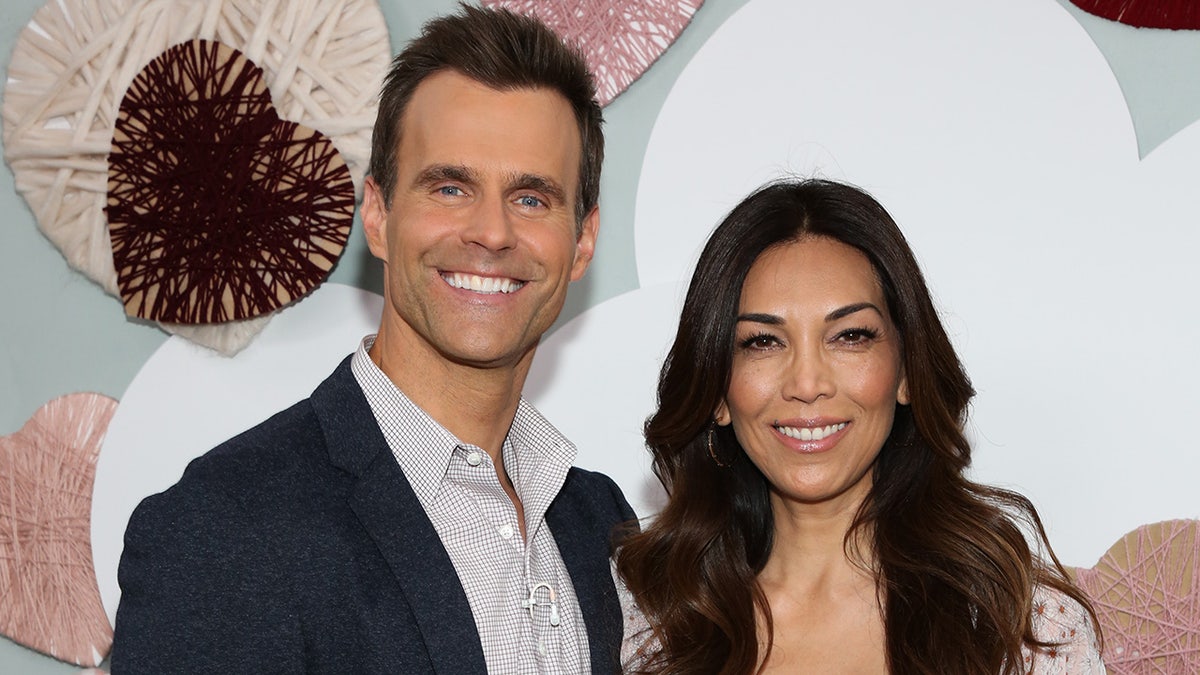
[107,39,354,324]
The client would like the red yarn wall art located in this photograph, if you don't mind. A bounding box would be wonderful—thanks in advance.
[484,0,705,105]
[1069,0,1200,29]
[0,393,119,667]
[107,40,353,324]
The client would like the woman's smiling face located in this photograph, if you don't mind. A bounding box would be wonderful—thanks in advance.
[717,236,908,512]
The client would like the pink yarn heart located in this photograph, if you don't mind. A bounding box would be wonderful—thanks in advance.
[1072,520,1200,673]
[0,393,118,666]
[484,0,705,105]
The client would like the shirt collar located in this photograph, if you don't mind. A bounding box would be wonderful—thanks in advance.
[351,336,458,507]
[350,335,577,510]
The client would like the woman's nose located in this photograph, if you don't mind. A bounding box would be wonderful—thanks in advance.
[781,345,835,403]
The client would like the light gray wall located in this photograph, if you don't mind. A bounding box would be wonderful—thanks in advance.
[2,0,1198,671]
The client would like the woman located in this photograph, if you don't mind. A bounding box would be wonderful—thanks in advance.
[615,179,1103,674]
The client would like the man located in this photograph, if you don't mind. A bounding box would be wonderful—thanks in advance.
[111,6,634,673]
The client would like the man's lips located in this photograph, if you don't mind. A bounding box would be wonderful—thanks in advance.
[440,271,526,294]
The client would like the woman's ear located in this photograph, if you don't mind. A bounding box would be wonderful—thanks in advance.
[897,372,910,406]
[714,400,731,426]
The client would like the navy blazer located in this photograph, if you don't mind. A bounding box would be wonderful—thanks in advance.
[111,357,635,674]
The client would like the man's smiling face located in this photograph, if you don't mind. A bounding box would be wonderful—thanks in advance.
[363,69,597,372]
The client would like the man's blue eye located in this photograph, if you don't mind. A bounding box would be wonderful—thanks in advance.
[439,186,463,196]
[518,195,543,208]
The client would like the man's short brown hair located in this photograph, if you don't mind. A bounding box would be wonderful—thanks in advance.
[368,4,604,227]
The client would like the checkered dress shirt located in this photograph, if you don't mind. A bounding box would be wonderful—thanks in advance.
[351,336,589,674]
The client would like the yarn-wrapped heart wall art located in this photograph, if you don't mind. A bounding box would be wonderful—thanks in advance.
[2,0,390,354]
[106,40,354,325]
[1072,520,1200,673]
[0,393,119,667]
[1069,0,1200,29]
[484,0,705,105]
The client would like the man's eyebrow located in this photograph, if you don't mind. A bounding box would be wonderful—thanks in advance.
[413,164,477,187]
[509,172,566,204]
[735,313,783,325]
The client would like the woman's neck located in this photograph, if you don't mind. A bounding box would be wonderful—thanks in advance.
[760,500,873,591]
[755,490,887,674]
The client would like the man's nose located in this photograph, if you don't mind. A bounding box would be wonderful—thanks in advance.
[461,196,518,251]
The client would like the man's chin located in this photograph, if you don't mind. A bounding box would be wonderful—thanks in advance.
[436,337,542,372]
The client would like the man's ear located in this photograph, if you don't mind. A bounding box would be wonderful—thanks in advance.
[362,176,389,261]
[569,206,599,282]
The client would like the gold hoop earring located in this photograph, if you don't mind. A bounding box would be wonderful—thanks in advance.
[707,426,728,468]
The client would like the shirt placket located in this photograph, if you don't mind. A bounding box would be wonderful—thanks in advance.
[523,528,571,669]
[507,442,576,673]
[452,444,547,673]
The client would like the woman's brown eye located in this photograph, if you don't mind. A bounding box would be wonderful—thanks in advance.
[838,328,878,344]
[738,333,779,350]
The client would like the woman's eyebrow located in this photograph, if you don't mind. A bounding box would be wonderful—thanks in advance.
[825,302,882,322]
[735,303,883,325]
[735,312,783,325]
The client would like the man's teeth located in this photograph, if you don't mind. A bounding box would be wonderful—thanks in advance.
[443,272,524,294]
[776,422,847,441]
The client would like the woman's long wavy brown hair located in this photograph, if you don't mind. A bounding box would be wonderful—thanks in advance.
[615,179,1098,674]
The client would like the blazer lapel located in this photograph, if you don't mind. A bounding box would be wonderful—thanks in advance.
[312,358,486,673]
[348,456,486,673]
[546,478,624,675]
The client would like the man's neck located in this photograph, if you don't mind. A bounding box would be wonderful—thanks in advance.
[369,325,532,461]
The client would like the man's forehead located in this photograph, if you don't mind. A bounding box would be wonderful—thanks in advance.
[393,71,583,182]
[399,70,577,138]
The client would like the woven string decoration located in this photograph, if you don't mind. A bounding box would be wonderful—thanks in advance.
[1069,0,1200,29]
[2,0,389,351]
[0,393,119,667]
[483,0,704,106]
[107,39,354,324]
[1072,520,1200,673]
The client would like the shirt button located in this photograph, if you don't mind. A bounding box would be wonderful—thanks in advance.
[536,639,547,656]
[466,451,483,466]
[498,523,514,539]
